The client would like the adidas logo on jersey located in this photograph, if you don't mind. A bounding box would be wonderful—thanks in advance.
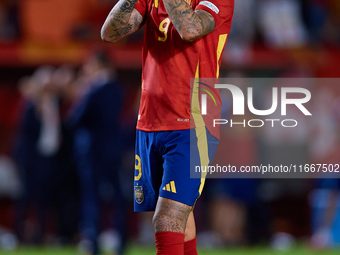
[162,181,177,193]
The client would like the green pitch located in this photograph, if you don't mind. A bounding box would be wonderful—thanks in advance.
[0,245,339,255]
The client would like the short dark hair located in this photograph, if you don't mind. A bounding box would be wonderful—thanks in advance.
[93,50,110,67]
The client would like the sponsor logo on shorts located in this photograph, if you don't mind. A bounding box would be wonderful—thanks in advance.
[199,1,219,14]
[162,181,177,193]
[135,185,144,204]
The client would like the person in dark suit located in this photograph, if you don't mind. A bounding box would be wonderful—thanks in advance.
[13,67,61,243]
[70,52,127,255]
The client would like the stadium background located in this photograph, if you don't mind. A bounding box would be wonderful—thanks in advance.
[0,0,340,254]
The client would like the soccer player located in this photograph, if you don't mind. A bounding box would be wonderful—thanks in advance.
[101,0,234,254]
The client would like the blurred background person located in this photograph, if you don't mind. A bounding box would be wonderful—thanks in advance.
[0,0,20,40]
[69,51,127,255]
[14,66,62,244]
[13,65,80,245]
[310,88,340,249]
[258,0,307,49]
[49,65,80,245]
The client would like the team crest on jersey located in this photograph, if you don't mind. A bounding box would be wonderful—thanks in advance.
[135,185,144,204]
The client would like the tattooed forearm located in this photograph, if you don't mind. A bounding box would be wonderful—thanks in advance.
[108,24,133,39]
[163,0,215,42]
[101,0,143,42]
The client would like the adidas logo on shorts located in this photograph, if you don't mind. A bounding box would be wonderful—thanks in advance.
[162,181,177,193]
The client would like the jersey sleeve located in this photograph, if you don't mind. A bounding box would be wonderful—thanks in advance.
[195,0,234,29]
[134,0,148,18]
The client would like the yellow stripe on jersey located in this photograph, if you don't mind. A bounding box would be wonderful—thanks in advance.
[191,62,204,127]
[197,126,209,195]
[190,63,210,195]
[155,0,159,8]
[166,183,170,192]
[216,34,228,78]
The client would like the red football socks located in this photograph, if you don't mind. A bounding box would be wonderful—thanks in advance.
[184,237,198,255]
[155,231,185,255]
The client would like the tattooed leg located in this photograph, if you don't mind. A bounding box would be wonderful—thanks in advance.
[184,211,196,241]
[152,197,192,234]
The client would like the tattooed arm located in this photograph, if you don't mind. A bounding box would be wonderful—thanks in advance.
[101,0,144,43]
[163,0,215,42]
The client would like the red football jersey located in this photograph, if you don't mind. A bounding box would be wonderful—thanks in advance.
[134,0,234,138]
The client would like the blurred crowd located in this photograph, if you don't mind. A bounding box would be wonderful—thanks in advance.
[0,51,139,254]
[229,0,340,49]
[0,0,339,47]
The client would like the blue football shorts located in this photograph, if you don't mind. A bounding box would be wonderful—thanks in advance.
[134,127,219,212]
